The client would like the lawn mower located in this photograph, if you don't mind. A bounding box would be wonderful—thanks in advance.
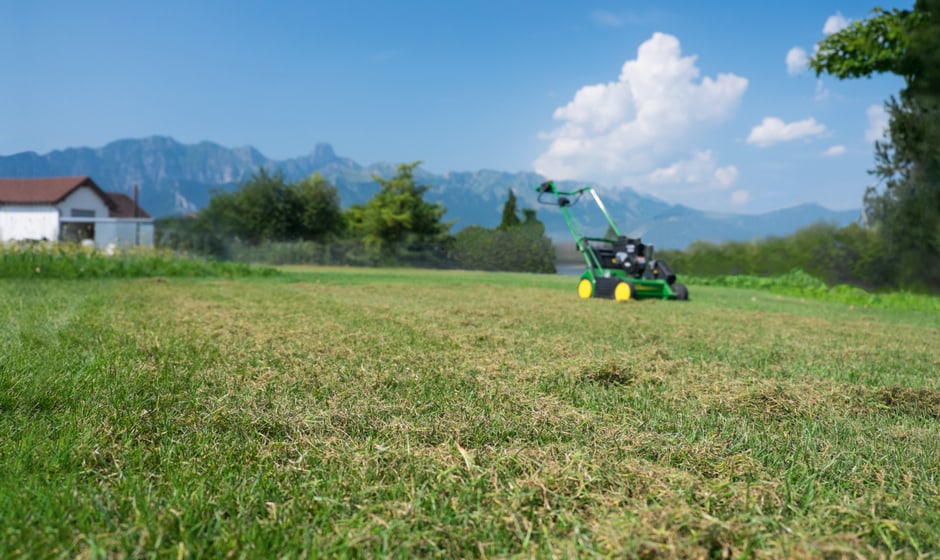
[536,180,688,301]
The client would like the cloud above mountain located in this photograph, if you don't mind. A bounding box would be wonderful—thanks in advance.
[747,117,826,147]
[647,150,739,190]
[822,145,847,157]
[534,32,747,201]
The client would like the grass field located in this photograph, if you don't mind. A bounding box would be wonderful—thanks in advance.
[2,267,939,558]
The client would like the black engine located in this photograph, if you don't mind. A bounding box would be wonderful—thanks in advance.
[612,236,676,284]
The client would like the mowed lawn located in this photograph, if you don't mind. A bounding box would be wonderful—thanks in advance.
[1,267,938,558]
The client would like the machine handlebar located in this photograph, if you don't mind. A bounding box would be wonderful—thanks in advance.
[536,180,593,206]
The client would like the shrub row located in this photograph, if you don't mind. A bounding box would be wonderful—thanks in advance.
[687,269,940,313]
[0,242,277,279]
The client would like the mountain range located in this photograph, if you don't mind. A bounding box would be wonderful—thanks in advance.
[0,136,861,250]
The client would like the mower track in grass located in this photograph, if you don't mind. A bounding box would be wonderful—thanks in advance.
[0,267,938,558]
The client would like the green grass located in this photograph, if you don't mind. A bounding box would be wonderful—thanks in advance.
[1,267,939,558]
[685,269,940,314]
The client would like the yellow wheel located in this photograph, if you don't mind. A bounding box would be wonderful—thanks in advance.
[614,281,634,302]
[577,278,593,299]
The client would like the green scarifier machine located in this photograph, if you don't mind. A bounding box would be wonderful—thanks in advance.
[537,180,689,302]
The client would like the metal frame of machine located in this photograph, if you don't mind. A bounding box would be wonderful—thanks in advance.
[537,180,688,301]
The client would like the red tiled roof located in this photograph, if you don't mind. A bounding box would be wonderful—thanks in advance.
[0,176,118,211]
[106,192,151,218]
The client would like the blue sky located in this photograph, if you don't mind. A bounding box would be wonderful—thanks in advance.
[1,0,909,213]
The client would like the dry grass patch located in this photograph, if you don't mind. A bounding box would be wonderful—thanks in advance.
[2,272,938,557]
[871,386,940,419]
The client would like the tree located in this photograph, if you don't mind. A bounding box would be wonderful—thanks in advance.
[202,168,295,244]
[194,168,343,249]
[347,162,453,255]
[294,173,344,240]
[810,0,940,290]
[499,189,521,229]
[521,208,539,227]
[452,225,556,273]
[452,197,555,273]
[810,7,921,82]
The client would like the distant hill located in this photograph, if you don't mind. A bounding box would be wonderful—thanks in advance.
[0,136,860,249]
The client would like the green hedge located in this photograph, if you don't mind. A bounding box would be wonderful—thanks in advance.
[0,242,277,279]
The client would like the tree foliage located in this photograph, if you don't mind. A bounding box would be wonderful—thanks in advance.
[346,162,452,256]
[810,0,940,290]
[201,169,343,244]
[452,190,555,273]
[155,162,557,272]
[657,222,892,289]
[294,173,345,240]
[810,7,922,82]
[157,169,344,256]
[499,189,521,229]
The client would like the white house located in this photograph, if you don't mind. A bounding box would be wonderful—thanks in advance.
[0,176,154,248]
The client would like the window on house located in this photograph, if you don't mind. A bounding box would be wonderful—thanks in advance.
[71,209,95,218]
[60,222,95,242]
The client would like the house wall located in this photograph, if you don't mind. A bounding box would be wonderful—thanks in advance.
[0,206,60,242]
[57,187,111,218]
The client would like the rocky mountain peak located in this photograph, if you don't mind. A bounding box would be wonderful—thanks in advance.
[0,136,861,248]
[310,143,337,166]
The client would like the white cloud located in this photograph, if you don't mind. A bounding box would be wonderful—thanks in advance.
[822,145,847,157]
[731,190,750,205]
[823,12,850,35]
[591,9,624,27]
[591,9,648,28]
[534,32,747,195]
[714,165,739,188]
[647,151,709,184]
[865,104,888,142]
[786,47,809,75]
[746,117,826,147]
[647,150,738,189]
[815,80,831,101]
